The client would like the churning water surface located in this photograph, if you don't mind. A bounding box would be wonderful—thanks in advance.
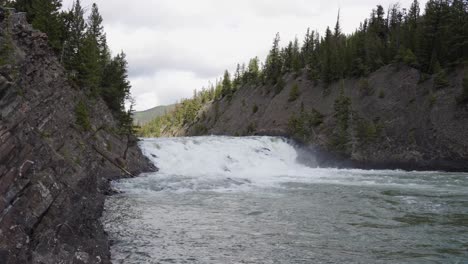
[103,136,468,264]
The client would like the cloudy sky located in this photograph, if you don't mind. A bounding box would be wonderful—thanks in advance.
[63,0,427,111]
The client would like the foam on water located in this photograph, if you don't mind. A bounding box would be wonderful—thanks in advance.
[113,136,468,194]
[105,136,468,263]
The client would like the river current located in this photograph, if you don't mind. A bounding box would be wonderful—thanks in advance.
[103,136,468,263]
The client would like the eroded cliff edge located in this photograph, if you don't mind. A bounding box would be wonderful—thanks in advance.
[0,9,155,263]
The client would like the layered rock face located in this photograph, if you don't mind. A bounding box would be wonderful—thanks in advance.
[0,8,154,264]
[178,65,468,171]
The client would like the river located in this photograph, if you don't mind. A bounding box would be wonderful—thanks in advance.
[103,136,468,263]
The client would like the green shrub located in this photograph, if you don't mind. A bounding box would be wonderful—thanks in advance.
[287,108,324,142]
[246,123,256,134]
[252,104,259,114]
[434,70,449,89]
[429,92,437,107]
[288,115,306,140]
[307,67,320,85]
[396,48,418,68]
[288,83,300,102]
[75,101,91,131]
[309,109,324,127]
[418,73,430,84]
[378,90,385,98]
[275,78,285,94]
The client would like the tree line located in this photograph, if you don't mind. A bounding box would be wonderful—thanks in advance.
[220,0,467,96]
[1,0,133,131]
[173,0,467,103]
[137,0,467,137]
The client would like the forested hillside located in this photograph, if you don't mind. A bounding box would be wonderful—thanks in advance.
[139,0,468,171]
[1,0,135,131]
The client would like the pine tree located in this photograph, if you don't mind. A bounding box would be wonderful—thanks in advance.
[122,96,137,159]
[221,70,232,98]
[247,57,260,84]
[447,0,468,64]
[332,80,351,153]
[292,37,302,73]
[79,3,108,96]
[101,52,131,114]
[333,10,345,79]
[32,0,63,49]
[334,9,342,37]
[321,27,334,86]
[365,6,387,70]
[214,79,223,100]
[62,0,86,74]
[79,33,101,96]
[302,28,312,66]
[418,0,451,73]
[404,0,420,52]
[13,0,33,17]
[372,5,387,41]
[302,28,317,68]
[265,33,282,84]
[387,3,403,61]
[0,0,14,8]
[87,3,110,67]
[282,41,293,73]
[233,63,242,89]
[307,31,321,82]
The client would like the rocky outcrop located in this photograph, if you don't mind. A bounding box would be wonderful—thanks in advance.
[0,8,155,264]
[178,65,468,171]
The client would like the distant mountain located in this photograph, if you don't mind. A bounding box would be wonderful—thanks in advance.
[133,104,176,125]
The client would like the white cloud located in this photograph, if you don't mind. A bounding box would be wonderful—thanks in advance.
[62,0,427,111]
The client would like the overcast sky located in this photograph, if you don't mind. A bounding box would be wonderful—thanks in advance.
[63,0,427,111]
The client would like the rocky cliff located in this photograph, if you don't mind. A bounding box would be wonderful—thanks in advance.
[0,8,154,263]
[175,64,468,171]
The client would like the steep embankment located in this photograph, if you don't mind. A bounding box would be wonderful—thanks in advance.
[175,65,468,171]
[0,8,154,264]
